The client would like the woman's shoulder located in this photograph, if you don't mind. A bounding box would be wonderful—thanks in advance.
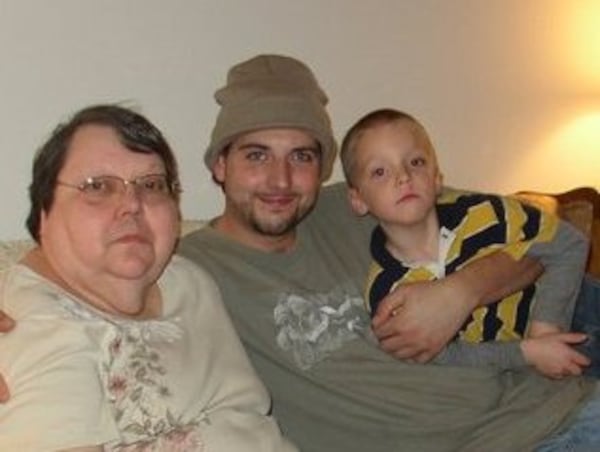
[0,265,121,353]
[166,255,218,284]
[0,265,119,450]
[1,264,70,319]
[161,255,223,306]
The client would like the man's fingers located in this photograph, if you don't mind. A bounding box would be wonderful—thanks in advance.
[0,312,14,403]
[412,351,436,364]
[379,336,422,360]
[0,374,9,403]
[372,299,402,328]
[372,320,395,340]
[0,311,15,332]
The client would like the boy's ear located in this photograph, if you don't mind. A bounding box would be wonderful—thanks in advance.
[348,187,369,216]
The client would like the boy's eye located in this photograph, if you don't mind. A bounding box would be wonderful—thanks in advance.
[371,167,385,178]
[411,157,426,167]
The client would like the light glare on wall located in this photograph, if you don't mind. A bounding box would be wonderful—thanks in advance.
[539,112,600,190]
[567,0,600,88]
[536,1,600,191]
[550,113,600,153]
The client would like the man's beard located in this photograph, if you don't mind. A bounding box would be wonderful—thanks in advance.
[248,197,319,237]
[248,210,304,237]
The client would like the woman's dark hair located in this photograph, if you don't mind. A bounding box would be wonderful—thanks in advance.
[26,104,180,242]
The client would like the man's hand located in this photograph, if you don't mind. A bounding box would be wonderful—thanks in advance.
[371,252,542,363]
[372,278,474,363]
[521,333,590,379]
[0,310,15,402]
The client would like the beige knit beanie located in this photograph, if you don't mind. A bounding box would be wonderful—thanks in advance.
[205,54,337,181]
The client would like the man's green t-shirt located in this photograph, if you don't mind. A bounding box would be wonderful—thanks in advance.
[179,182,593,452]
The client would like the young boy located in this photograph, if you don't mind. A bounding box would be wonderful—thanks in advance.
[340,108,590,378]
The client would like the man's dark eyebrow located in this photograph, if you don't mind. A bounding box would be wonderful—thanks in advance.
[293,145,320,153]
[236,142,269,151]
[234,143,320,154]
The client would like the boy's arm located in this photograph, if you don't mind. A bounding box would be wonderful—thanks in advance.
[527,220,589,329]
[433,339,526,369]
[433,332,589,378]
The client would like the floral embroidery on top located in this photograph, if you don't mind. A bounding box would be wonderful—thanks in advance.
[55,296,206,451]
[101,322,205,451]
[274,289,368,369]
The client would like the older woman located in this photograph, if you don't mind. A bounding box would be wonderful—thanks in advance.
[0,105,296,451]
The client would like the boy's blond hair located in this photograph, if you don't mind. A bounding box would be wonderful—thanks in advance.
[340,108,438,187]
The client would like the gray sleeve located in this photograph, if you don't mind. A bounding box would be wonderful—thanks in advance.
[527,220,589,329]
[432,340,527,370]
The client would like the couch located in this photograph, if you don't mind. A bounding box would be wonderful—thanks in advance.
[514,186,600,279]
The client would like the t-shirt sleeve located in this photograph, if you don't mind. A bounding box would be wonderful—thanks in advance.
[0,273,119,450]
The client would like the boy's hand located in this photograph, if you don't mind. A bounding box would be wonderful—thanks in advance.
[520,333,590,379]
[0,310,15,402]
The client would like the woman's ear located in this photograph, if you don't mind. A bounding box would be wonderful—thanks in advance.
[348,187,369,216]
[435,170,444,195]
[38,209,48,240]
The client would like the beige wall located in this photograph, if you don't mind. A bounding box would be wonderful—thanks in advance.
[1,0,598,239]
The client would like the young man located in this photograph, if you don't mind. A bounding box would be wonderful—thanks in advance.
[177,54,598,451]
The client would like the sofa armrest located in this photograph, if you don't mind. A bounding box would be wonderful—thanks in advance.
[514,187,600,278]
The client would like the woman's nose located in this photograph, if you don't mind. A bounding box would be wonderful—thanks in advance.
[116,183,143,214]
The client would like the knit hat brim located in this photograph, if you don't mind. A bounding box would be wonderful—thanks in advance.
[204,54,337,181]
[205,96,336,180]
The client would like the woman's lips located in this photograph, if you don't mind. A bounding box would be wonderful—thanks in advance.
[115,234,149,244]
